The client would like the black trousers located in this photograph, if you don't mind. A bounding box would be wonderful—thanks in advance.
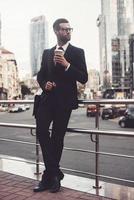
[36,95,72,177]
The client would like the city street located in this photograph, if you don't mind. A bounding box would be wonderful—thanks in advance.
[0,106,134,186]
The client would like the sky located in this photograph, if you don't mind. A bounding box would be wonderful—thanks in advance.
[0,0,101,78]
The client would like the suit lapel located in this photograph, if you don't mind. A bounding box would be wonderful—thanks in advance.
[45,47,55,81]
[47,46,55,69]
[64,44,73,62]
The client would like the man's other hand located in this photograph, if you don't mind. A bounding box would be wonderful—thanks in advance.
[45,81,56,91]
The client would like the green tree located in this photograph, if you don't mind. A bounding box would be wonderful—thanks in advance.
[21,84,31,99]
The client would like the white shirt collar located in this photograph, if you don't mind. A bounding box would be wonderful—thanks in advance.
[56,42,69,52]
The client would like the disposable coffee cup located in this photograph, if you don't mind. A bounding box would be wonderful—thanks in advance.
[54,49,64,56]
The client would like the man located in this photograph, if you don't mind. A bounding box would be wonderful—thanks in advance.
[34,18,88,193]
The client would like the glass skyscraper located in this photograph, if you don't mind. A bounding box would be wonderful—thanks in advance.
[97,0,118,88]
[98,0,134,89]
[30,15,48,76]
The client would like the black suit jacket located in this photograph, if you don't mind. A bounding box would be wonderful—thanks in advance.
[37,44,88,109]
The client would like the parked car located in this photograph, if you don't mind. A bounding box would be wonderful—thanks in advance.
[118,106,134,128]
[0,105,8,112]
[8,104,27,113]
[8,105,21,113]
[25,104,30,110]
[16,104,30,111]
[86,104,100,117]
[18,104,26,111]
[101,106,118,120]
[118,106,126,116]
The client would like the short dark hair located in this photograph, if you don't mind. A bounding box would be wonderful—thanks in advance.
[53,18,69,31]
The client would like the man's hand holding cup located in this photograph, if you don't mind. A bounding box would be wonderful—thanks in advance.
[54,49,69,69]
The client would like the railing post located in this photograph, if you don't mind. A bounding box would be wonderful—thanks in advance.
[95,103,100,129]
[93,103,102,189]
[34,129,41,176]
[93,134,101,189]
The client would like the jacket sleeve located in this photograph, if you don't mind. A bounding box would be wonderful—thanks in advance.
[37,50,48,91]
[65,49,88,84]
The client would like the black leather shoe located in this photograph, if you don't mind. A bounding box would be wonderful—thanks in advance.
[34,171,52,192]
[33,179,52,192]
[49,176,61,193]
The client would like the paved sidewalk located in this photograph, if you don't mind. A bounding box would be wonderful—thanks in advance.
[0,171,115,200]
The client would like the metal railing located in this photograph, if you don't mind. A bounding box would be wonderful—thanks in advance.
[0,99,134,189]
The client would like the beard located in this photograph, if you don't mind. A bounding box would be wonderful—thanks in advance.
[60,35,71,43]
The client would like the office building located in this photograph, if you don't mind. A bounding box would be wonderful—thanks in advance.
[97,0,118,89]
[129,34,134,95]
[30,15,48,76]
[0,48,20,99]
[98,0,134,90]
